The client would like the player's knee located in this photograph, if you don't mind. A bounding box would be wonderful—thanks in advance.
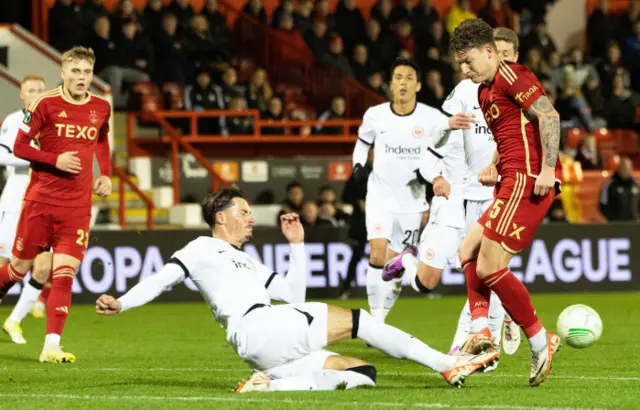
[32,265,51,284]
[11,259,33,274]
[416,266,441,292]
[368,254,386,267]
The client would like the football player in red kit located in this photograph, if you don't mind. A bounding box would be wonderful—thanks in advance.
[449,19,562,387]
[0,46,112,363]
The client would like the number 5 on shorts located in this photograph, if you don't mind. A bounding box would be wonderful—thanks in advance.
[489,199,505,219]
[76,229,89,248]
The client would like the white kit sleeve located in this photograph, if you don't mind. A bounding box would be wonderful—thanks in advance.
[266,243,307,304]
[118,261,187,312]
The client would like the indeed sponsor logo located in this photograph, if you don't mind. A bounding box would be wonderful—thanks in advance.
[384,144,421,155]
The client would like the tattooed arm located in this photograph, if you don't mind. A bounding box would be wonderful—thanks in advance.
[526,95,561,169]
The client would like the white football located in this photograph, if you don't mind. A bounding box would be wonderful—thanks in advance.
[556,304,603,348]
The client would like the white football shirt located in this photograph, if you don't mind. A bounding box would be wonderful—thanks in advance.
[118,236,307,331]
[358,102,450,213]
[442,79,496,201]
[428,130,466,228]
[0,109,30,212]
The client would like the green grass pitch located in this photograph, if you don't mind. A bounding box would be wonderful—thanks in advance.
[1,292,639,410]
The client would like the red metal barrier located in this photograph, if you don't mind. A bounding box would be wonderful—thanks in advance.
[112,162,154,229]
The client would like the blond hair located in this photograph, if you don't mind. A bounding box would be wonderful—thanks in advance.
[61,46,96,65]
[21,74,45,85]
[493,27,519,52]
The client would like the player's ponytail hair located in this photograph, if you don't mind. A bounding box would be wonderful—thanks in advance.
[201,186,247,228]
[61,46,96,65]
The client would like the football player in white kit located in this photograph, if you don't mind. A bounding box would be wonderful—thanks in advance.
[1,75,54,344]
[96,188,498,391]
[381,29,523,359]
[352,58,475,324]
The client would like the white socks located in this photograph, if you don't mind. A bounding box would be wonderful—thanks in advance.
[44,333,60,348]
[356,309,455,372]
[488,293,506,345]
[269,369,375,391]
[366,264,401,323]
[401,254,421,293]
[528,328,547,352]
[8,279,42,323]
[450,299,472,352]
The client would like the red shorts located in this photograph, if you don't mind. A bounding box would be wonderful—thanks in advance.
[478,173,555,253]
[13,200,91,261]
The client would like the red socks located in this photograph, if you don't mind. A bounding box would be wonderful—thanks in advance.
[39,284,52,304]
[483,268,543,338]
[46,265,75,336]
[0,263,26,297]
[462,259,491,321]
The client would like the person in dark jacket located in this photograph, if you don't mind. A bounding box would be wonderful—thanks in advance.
[339,153,372,298]
[599,157,640,221]
[574,134,603,170]
[49,0,85,52]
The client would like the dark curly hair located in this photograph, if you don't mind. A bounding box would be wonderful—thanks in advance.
[201,187,246,228]
[449,19,496,55]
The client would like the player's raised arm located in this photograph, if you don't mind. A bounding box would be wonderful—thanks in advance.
[264,213,307,303]
[352,108,374,183]
[96,257,188,315]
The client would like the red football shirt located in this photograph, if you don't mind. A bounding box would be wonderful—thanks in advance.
[478,61,562,180]
[15,87,112,207]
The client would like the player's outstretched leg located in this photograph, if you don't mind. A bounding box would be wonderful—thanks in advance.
[4,252,53,344]
[40,255,78,364]
[367,239,401,323]
[236,367,376,393]
[476,237,559,386]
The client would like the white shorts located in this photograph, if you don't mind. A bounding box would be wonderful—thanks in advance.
[366,202,422,253]
[0,211,20,258]
[418,222,465,270]
[229,302,336,378]
[464,199,492,233]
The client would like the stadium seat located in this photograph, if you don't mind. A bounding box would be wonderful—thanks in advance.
[162,82,185,111]
[616,129,639,155]
[565,128,586,150]
[594,128,616,151]
[605,153,620,172]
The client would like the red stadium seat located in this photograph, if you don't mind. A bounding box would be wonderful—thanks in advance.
[162,82,185,110]
[605,153,621,172]
[616,129,639,155]
[565,128,586,150]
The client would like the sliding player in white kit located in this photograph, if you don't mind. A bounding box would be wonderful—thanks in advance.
[352,58,475,323]
[0,75,53,344]
[96,188,498,391]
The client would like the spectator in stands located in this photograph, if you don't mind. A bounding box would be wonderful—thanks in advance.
[421,69,446,108]
[568,47,598,88]
[618,1,640,39]
[413,0,439,47]
[350,44,377,84]
[272,0,294,28]
[153,13,190,84]
[300,200,328,227]
[279,181,305,221]
[143,0,164,36]
[599,157,640,221]
[203,0,230,53]
[366,72,390,98]
[110,0,143,37]
[543,199,569,224]
[294,0,314,34]
[446,0,476,35]
[187,15,227,72]
[334,0,366,54]
[276,12,296,32]
[245,68,273,112]
[422,20,449,63]
[370,0,394,36]
[318,185,350,223]
[319,34,354,77]
[314,96,346,135]
[102,19,152,109]
[606,72,640,129]
[218,67,246,108]
[226,96,253,135]
[622,19,640,90]
[597,42,630,97]
[582,72,608,122]
[243,0,268,25]
[304,16,329,57]
[184,70,224,134]
[340,151,371,299]
[364,19,396,76]
[479,0,511,28]
[81,0,109,37]
[394,20,415,57]
[390,0,414,26]
[587,0,617,59]
[521,19,556,58]
[555,66,595,131]
[261,96,288,135]
[313,0,336,30]
[524,48,549,79]
[85,16,115,75]
[547,51,565,91]
[575,134,603,170]
[317,201,345,227]
[49,0,85,53]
